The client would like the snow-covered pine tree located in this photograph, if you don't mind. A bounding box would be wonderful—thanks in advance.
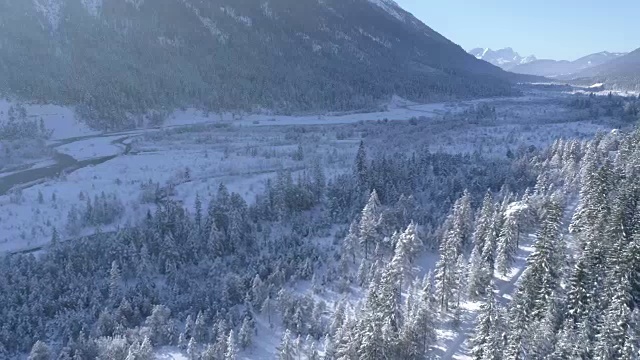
[109,260,122,301]
[28,341,50,360]
[400,287,436,359]
[278,330,296,360]
[470,283,503,360]
[238,317,253,349]
[472,191,496,255]
[224,330,238,360]
[594,274,634,360]
[496,212,519,276]
[359,190,381,259]
[354,140,369,203]
[505,195,564,358]
[344,220,360,264]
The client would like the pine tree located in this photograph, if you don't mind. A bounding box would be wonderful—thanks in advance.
[224,330,238,360]
[454,255,468,309]
[398,222,422,261]
[354,140,369,199]
[400,292,436,359]
[473,192,496,254]
[51,227,59,245]
[109,260,122,301]
[28,341,50,360]
[524,195,564,319]
[505,196,564,358]
[594,275,633,360]
[357,316,384,360]
[193,311,206,342]
[470,283,503,360]
[187,337,198,360]
[307,342,320,360]
[467,241,485,298]
[238,317,253,350]
[566,255,592,324]
[344,220,359,264]
[139,337,152,360]
[434,252,454,312]
[278,330,296,360]
[496,213,519,276]
[390,235,411,290]
[359,190,381,258]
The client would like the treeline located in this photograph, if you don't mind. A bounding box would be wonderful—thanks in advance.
[0,104,52,141]
[568,92,640,123]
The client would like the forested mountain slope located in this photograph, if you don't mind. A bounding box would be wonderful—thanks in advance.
[570,48,640,91]
[0,0,522,130]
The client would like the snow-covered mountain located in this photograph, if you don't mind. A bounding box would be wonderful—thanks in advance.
[510,51,628,78]
[569,48,640,91]
[0,0,525,130]
[469,47,537,70]
[470,47,628,78]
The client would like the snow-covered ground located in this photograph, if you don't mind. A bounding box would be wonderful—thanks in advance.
[0,99,99,140]
[0,91,612,254]
[55,135,129,161]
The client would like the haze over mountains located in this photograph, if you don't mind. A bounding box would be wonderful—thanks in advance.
[0,0,529,130]
[471,47,628,78]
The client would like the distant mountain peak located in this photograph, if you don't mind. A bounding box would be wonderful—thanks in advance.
[469,47,536,70]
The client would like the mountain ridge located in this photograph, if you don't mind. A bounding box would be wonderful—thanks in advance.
[469,47,627,78]
[568,48,640,91]
[0,0,522,130]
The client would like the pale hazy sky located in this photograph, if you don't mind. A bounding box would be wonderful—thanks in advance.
[395,0,639,60]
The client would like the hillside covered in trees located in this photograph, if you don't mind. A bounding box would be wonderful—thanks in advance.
[0,0,528,130]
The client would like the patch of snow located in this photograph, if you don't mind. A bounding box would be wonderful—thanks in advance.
[0,99,100,140]
[358,28,392,48]
[158,36,182,48]
[367,0,405,22]
[32,0,62,31]
[504,201,528,217]
[387,95,418,109]
[220,6,252,27]
[155,347,188,360]
[55,135,128,161]
[261,1,275,19]
[125,0,144,10]
[81,0,102,17]
[181,0,228,42]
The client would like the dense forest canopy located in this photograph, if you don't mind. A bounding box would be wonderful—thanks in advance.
[1,123,639,358]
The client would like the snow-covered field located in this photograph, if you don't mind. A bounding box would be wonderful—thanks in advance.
[0,91,614,254]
